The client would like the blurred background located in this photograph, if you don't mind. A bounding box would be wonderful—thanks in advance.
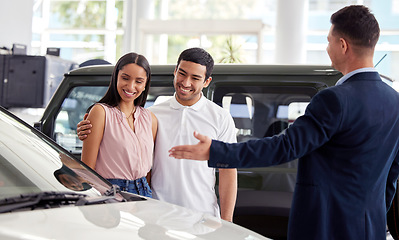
[1,0,399,123]
[1,1,397,70]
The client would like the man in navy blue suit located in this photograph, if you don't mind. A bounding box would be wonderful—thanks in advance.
[169,5,399,240]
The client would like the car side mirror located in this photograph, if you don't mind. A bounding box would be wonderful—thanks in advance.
[34,121,42,131]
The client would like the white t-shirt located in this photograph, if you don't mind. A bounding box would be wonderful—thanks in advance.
[149,94,237,217]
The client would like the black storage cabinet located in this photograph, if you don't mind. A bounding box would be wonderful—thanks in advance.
[0,55,5,107]
[0,54,77,108]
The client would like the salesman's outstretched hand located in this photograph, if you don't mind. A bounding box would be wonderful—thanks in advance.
[169,131,211,160]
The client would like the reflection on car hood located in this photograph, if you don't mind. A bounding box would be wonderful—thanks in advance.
[0,197,269,240]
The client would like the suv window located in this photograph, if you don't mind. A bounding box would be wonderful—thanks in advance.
[214,85,314,141]
[213,84,316,192]
[55,86,107,154]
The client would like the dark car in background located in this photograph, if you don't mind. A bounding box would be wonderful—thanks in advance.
[34,64,398,239]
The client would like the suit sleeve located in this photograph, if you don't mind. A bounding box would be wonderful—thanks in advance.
[386,151,399,211]
[208,88,343,169]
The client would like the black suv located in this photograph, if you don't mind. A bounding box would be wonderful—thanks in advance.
[34,64,399,239]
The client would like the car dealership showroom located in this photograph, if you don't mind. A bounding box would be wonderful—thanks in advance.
[1,0,399,239]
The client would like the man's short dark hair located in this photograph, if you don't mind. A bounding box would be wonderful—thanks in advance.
[330,5,380,49]
[177,47,214,80]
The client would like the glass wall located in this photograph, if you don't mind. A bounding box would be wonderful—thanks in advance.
[32,0,399,81]
[32,0,125,64]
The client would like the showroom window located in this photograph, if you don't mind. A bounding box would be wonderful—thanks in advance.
[32,0,125,64]
[31,0,399,83]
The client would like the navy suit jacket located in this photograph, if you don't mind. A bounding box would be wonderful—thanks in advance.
[209,72,399,240]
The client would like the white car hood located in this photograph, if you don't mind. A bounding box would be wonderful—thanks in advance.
[0,197,269,240]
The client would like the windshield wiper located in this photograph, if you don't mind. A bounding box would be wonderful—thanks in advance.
[104,184,121,197]
[104,184,146,202]
[0,191,115,213]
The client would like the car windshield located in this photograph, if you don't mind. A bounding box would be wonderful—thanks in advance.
[0,107,116,200]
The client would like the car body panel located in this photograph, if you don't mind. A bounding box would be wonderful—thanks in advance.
[0,199,268,240]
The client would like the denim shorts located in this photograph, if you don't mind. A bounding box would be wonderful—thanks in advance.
[107,177,152,198]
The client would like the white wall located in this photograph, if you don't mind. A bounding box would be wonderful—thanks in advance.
[0,0,34,54]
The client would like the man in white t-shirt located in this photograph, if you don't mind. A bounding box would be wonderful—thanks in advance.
[77,48,237,221]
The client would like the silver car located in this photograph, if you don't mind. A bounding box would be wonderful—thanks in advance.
[0,106,269,240]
